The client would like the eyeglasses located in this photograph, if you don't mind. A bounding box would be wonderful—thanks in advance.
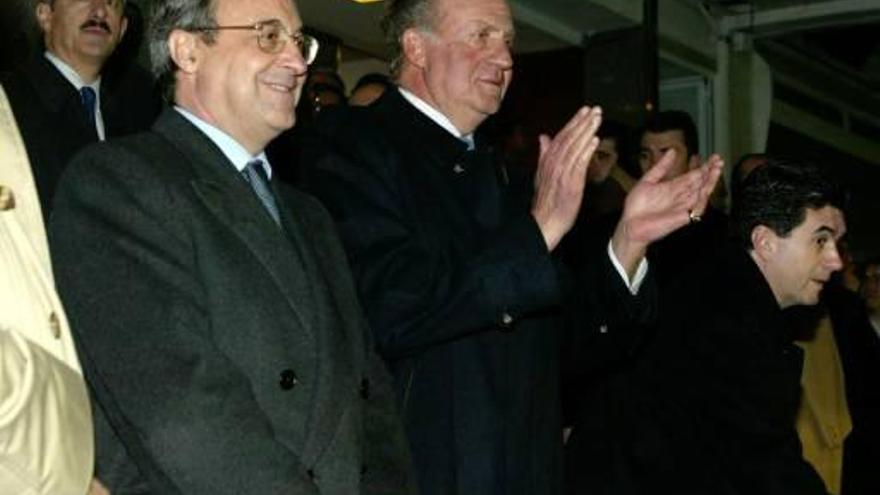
[191,20,319,64]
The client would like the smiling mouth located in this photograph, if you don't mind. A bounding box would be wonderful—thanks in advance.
[268,83,295,93]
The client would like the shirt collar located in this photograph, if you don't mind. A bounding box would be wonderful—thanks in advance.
[397,87,475,150]
[44,51,102,94]
[174,106,271,178]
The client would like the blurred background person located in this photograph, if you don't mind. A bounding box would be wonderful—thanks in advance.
[349,72,391,107]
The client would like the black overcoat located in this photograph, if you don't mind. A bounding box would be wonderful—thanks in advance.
[566,245,828,495]
[299,89,654,495]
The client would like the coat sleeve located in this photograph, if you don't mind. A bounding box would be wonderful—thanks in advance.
[50,143,318,495]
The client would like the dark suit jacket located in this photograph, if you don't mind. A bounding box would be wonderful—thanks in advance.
[566,244,828,495]
[299,88,654,495]
[49,109,415,495]
[1,54,160,217]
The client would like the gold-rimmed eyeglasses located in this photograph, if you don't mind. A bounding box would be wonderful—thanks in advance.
[191,20,319,65]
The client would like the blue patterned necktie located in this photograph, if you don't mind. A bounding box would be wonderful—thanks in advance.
[242,159,281,226]
[80,86,97,135]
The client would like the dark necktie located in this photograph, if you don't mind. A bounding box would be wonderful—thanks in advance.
[242,159,281,226]
[80,86,98,137]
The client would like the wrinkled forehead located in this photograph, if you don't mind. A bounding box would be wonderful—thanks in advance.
[432,0,514,32]
[215,0,302,30]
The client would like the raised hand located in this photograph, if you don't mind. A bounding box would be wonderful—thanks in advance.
[611,149,724,278]
[530,106,603,251]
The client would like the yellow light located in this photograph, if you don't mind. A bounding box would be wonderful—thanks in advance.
[350,0,383,3]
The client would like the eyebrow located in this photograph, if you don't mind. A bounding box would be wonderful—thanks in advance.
[813,225,848,240]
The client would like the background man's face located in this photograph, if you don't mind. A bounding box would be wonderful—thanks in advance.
[763,206,846,308]
[190,0,307,150]
[37,0,127,72]
[418,0,514,131]
[639,129,689,179]
[587,137,618,184]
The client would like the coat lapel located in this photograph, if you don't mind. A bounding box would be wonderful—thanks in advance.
[153,110,315,334]
[26,56,98,143]
[378,91,500,246]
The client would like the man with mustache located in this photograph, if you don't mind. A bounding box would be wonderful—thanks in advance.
[49,0,415,493]
[1,0,159,217]
[299,0,722,493]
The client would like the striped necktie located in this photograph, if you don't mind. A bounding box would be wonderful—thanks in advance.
[242,159,281,226]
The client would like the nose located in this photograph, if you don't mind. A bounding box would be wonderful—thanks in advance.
[279,38,308,76]
[490,39,514,69]
[826,244,844,272]
[89,0,111,16]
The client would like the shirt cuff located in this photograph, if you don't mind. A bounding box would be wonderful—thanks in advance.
[607,240,648,295]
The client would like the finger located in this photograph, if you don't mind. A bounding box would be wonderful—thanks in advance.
[552,107,599,167]
[691,156,724,213]
[641,148,676,184]
[566,136,599,185]
[551,106,592,152]
[538,134,552,163]
[688,154,701,171]
[564,111,602,180]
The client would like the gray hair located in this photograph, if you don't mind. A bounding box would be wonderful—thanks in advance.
[380,0,437,78]
[147,0,217,101]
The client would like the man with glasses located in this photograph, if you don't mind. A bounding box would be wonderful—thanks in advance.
[1,0,160,217]
[49,0,415,493]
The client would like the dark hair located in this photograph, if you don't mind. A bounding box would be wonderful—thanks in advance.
[148,0,218,102]
[353,72,391,92]
[729,152,767,206]
[731,158,846,250]
[381,0,436,77]
[641,110,699,158]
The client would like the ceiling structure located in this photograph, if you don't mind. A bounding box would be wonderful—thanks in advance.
[296,0,880,103]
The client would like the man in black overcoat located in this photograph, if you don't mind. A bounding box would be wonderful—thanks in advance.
[49,0,414,493]
[566,159,847,495]
[298,0,723,493]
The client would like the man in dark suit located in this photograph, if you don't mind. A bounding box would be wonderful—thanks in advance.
[49,0,414,493]
[298,0,723,493]
[1,0,160,217]
[566,160,846,495]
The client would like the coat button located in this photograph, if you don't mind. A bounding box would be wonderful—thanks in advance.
[499,311,514,329]
[49,312,61,339]
[360,378,371,399]
[279,369,298,390]
[0,185,15,211]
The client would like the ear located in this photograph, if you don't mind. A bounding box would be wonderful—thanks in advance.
[35,2,52,34]
[750,225,777,260]
[167,29,201,75]
[401,28,428,69]
[119,16,129,40]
